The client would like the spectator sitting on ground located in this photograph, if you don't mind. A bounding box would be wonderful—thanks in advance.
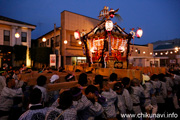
[86,68,94,74]
[19,88,48,120]
[8,66,14,76]
[20,63,27,73]
[50,72,59,84]
[65,73,75,82]
[45,90,77,120]
[75,69,81,72]
[13,69,19,81]
[58,66,64,72]
[34,75,48,106]
[44,67,53,73]
[13,69,24,88]
[25,68,32,73]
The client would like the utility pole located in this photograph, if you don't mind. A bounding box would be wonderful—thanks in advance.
[53,24,56,68]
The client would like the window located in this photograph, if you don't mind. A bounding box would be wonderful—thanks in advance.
[55,35,60,47]
[21,32,27,42]
[51,37,54,48]
[4,30,10,41]
[47,39,49,45]
[138,50,140,54]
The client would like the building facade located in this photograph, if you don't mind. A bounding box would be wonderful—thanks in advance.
[129,43,159,67]
[37,11,100,68]
[0,16,36,68]
[152,39,180,66]
[37,26,61,68]
[61,11,100,67]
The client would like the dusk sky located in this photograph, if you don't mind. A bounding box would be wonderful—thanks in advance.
[0,0,180,45]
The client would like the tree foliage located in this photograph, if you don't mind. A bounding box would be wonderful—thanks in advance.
[13,45,27,61]
[30,47,52,64]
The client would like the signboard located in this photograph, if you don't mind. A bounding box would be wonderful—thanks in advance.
[50,54,56,67]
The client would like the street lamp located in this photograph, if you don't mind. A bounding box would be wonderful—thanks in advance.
[15,32,20,45]
[64,40,67,66]
[42,37,46,42]
[78,41,82,45]
[15,32,20,38]
[42,37,47,47]
[64,40,67,44]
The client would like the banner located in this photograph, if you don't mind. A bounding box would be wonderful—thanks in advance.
[50,54,56,67]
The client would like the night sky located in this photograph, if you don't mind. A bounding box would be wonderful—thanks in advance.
[0,0,180,45]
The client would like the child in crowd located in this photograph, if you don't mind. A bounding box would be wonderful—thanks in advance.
[99,79,117,119]
[46,90,77,120]
[19,88,48,120]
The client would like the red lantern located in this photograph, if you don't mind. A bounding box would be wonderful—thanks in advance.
[109,8,115,18]
[74,31,80,40]
[136,28,143,38]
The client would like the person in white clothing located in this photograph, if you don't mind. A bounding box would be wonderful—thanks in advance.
[0,77,23,119]
[34,75,48,106]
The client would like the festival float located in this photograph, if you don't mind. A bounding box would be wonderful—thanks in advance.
[74,6,143,69]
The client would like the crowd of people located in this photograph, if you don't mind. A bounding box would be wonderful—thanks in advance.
[0,65,180,120]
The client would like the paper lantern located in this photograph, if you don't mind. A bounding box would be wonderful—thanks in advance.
[74,31,80,40]
[136,28,143,38]
[105,20,113,31]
